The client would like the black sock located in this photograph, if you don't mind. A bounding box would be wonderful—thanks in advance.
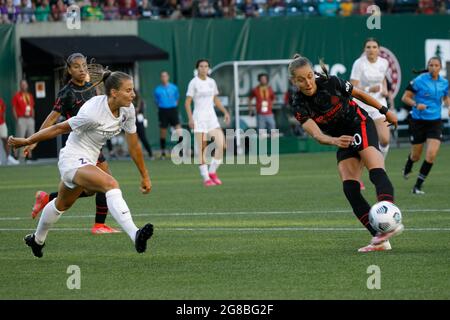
[403,154,414,175]
[369,168,394,203]
[415,160,433,189]
[49,190,91,202]
[160,138,166,154]
[343,180,377,236]
[49,192,58,201]
[95,192,108,224]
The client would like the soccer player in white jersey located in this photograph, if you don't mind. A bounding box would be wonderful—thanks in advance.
[8,71,154,258]
[350,38,393,159]
[185,59,231,187]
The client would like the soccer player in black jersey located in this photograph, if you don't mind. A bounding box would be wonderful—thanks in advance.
[288,54,404,252]
[24,53,119,234]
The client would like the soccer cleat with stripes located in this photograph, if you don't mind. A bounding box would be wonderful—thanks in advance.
[135,223,154,253]
[91,223,121,234]
[24,234,45,258]
[208,173,222,185]
[371,223,404,245]
[358,240,391,253]
[31,191,49,219]
[412,186,425,195]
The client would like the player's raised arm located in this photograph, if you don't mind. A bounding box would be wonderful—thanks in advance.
[24,110,62,156]
[8,120,72,149]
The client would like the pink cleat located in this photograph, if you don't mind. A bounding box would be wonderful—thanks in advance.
[204,179,216,187]
[31,191,49,219]
[360,181,366,191]
[371,223,404,245]
[358,240,392,253]
[208,173,222,185]
[91,223,121,234]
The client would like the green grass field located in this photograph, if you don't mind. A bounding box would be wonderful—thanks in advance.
[0,146,449,300]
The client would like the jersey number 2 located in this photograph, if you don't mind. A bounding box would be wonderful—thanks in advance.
[79,158,87,165]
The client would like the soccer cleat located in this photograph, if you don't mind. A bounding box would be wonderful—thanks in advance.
[371,223,404,245]
[203,179,216,187]
[412,186,425,195]
[358,240,392,253]
[402,169,411,180]
[7,155,19,165]
[24,234,45,258]
[208,173,222,185]
[31,191,49,219]
[91,223,121,234]
[135,223,154,253]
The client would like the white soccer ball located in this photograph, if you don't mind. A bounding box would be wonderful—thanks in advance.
[369,201,402,233]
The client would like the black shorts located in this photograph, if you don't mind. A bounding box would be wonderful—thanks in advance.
[408,119,443,144]
[336,115,379,163]
[158,108,180,128]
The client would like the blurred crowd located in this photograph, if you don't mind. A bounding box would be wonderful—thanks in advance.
[0,0,449,23]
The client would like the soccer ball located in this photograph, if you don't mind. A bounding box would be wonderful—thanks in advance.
[369,201,402,233]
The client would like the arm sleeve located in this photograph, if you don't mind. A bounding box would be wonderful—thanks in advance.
[186,79,195,97]
[410,78,419,93]
[67,104,98,133]
[333,76,353,97]
[406,81,417,93]
[349,60,361,81]
[123,104,137,134]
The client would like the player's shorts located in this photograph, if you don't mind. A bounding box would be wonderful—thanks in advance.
[0,123,7,139]
[336,113,379,163]
[193,116,221,133]
[158,108,180,128]
[408,119,443,144]
[358,104,386,121]
[58,148,96,189]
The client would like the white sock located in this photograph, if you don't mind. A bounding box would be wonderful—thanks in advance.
[209,158,222,174]
[105,189,139,242]
[35,199,64,245]
[199,164,210,181]
[379,144,389,158]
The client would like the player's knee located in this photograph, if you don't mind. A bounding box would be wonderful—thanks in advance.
[410,153,421,162]
[103,176,119,191]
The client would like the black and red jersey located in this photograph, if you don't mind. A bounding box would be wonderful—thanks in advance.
[53,81,95,119]
[291,75,369,137]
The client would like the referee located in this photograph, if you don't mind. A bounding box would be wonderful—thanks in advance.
[153,71,182,159]
[401,57,450,194]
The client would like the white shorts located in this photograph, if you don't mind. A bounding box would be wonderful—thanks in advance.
[58,149,96,189]
[0,123,7,139]
[193,117,220,133]
[356,99,386,121]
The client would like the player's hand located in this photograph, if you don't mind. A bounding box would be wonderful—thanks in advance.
[23,143,37,157]
[369,85,381,93]
[334,135,354,148]
[140,176,152,194]
[224,112,231,126]
[8,136,30,149]
[416,103,427,111]
[188,118,194,129]
[384,111,398,129]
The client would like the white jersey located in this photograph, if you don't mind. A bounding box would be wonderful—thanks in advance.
[186,76,219,121]
[350,55,388,112]
[65,95,136,163]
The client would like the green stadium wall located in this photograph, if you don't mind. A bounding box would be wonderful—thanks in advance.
[0,24,17,131]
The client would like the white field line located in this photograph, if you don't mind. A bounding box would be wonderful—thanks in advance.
[1,208,450,221]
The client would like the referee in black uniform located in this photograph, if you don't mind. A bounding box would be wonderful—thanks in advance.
[288,54,403,252]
